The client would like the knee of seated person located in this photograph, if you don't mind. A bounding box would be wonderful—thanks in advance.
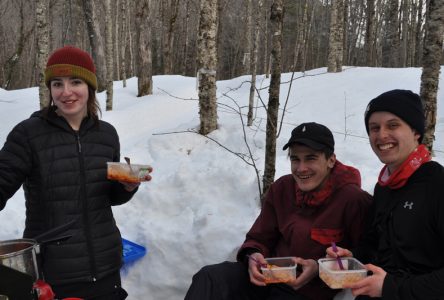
[194,262,236,278]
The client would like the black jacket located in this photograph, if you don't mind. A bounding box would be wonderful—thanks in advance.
[354,161,444,300]
[0,108,136,285]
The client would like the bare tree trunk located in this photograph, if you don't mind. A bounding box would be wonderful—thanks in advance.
[181,0,191,75]
[247,0,262,127]
[415,0,424,66]
[263,2,270,77]
[420,0,444,151]
[73,0,85,48]
[262,0,283,199]
[62,0,73,45]
[127,0,135,78]
[382,0,400,67]
[342,0,348,65]
[327,0,344,72]
[36,0,50,108]
[82,0,107,92]
[400,0,409,67]
[162,0,180,74]
[216,0,229,79]
[105,0,113,111]
[197,0,218,135]
[136,0,153,97]
[301,2,316,72]
[347,1,365,65]
[114,0,120,81]
[3,3,33,90]
[292,0,308,70]
[365,0,376,66]
[244,0,252,75]
[120,0,128,87]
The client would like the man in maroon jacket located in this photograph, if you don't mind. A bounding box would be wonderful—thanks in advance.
[185,122,372,300]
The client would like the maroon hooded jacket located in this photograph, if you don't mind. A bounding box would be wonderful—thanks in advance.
[237,161,372,300]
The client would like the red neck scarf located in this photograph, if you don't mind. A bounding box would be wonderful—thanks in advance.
[378,144,431,189]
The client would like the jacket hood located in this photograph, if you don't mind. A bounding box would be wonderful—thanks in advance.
[331,160,362,190]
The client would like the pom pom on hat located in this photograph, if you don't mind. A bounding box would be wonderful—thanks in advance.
[44,46,97,90]
[364,89,425,142]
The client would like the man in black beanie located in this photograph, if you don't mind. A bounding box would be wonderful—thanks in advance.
[327,89,444,299]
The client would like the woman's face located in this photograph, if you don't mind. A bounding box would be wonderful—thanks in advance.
[50,77,89,122]
[290,144,335,192]
[368,111,420,173]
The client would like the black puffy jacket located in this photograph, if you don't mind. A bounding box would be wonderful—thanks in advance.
[354,161,444,300]
[0,108,136,285]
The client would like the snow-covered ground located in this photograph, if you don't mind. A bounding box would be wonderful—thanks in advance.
[1,66,443,299]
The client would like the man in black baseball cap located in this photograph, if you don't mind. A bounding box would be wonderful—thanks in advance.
[185,122,371,300]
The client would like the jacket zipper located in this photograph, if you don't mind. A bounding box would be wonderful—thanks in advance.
[76,134,82,153]
[76,131,98,281]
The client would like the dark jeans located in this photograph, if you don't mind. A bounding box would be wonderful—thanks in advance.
[184,261,309,300]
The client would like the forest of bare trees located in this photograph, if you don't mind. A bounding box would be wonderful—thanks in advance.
[1,0,443,91]
[1,0,443,194]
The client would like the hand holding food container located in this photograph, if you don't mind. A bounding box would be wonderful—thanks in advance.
[260,257,297,284]
[318,257,368,289]
[247,254,322,291]
[107,158,153,183]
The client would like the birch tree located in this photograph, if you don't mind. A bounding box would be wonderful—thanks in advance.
[327,0,344,72]
[36,0,49,108]
[114,0,120,81]
[262,0,283,198]
[120,0,128,87]
[197,0,218,135]
[420,0,444,151]
[247,0,262,126]
[105,0,113,110]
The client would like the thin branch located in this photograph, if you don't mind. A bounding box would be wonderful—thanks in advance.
[152,129,257,167]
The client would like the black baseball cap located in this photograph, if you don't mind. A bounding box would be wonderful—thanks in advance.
[283,122,335,151]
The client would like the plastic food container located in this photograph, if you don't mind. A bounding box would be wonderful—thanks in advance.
[107,162,151,183]
[318,257,367,289]
[260,257,297,284]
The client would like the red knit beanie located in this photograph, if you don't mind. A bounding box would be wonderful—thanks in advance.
[44,46,97,90]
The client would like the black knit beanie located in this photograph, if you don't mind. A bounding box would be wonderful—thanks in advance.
[364,89,425,143]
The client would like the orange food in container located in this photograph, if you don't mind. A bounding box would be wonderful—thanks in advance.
[260,257,297,284]
[318,257,367,289]
[107,162,151,183]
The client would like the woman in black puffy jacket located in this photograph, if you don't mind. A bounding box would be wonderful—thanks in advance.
[0,46,152,299]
